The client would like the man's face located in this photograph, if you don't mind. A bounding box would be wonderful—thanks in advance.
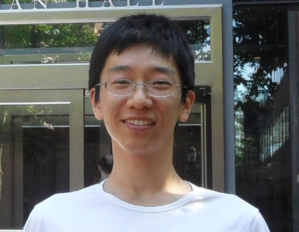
[90,45,195,155]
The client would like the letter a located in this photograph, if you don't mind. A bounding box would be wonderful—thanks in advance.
[102,0,114,7]
[152,0,164,6]
[127,0,138,6]
[34,0,47,9]
[10,0,21,10]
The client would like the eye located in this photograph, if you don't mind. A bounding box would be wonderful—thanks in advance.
[110,79,131,85]
[150,80,172,88]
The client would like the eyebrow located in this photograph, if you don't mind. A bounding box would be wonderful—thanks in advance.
[152,66,178,77]
[108,65,131,73]
[108,65,177,76]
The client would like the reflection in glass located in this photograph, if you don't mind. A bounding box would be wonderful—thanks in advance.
[177,20,211,61]
[0,104,69,229]
[0,20,210,65]
[23,126,69,222]
[173,95,209,187]
[84,114,111,187]
[234,5,294,232]
[0,23,103,64]
[174,124,202,186]
[84,126,101,187]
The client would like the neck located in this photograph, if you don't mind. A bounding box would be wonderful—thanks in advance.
[104,141,191,206]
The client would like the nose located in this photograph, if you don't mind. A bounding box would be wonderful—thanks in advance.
[127,84,153,109]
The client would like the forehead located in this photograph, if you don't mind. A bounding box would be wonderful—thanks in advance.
[101,46,180,80]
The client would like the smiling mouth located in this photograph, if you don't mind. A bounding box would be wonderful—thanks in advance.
[124,119,154,126]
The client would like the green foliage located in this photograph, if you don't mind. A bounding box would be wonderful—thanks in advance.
[234,6,287,102]
[0,20,210,62]
[177,20,211,61]
[3,24,99,49]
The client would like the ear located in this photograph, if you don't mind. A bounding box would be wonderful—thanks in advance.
[90,88,103,121]
[179,90,195,122]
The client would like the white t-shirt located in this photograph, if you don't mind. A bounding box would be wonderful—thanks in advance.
[23,181,270,232]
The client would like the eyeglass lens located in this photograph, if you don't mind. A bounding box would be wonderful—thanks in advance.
[106,79,177,97]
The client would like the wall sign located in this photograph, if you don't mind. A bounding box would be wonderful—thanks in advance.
[6,0,164,11]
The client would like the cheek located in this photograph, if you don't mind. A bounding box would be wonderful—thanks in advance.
[100,96,124,119]
[160,99,183,121]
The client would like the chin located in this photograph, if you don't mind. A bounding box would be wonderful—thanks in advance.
[113,135,168,156]
[123,143,158,156]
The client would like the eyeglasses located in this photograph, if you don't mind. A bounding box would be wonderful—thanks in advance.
[94,79,186,97]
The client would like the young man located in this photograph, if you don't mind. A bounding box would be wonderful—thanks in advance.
[24,14,270,231]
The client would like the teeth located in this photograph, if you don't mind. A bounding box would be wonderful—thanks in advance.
[125,119,152,126]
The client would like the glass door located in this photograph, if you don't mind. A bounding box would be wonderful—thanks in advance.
[174,86,212,188]
[0,89,84,229]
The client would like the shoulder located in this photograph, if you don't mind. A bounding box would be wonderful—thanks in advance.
[188,183,269,231]
[191,183,258,213]
[26,184,103,222]
[23,184,104,231]
[38,183,102,210]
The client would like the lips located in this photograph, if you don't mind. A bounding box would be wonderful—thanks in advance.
[124,119,154,126]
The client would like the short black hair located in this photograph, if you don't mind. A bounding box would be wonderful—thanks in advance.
[89,13,195,102]
[98,154,113,174]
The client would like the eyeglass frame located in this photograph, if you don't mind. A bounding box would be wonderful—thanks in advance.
[94,79,188,98]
